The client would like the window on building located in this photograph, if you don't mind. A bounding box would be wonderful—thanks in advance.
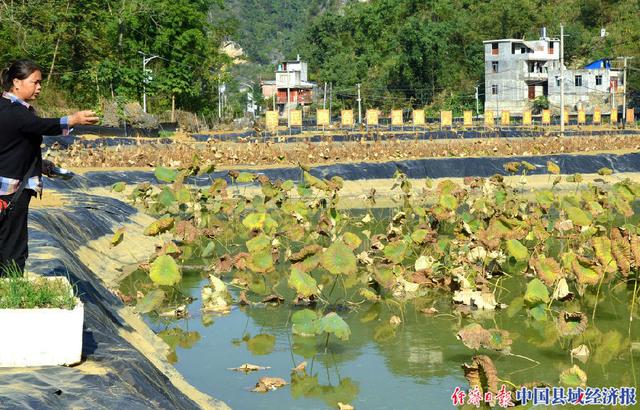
[549,42,554,54]
[595,75,602,86]
[556,76,561,87]
[575,75,582,87]
[492,43,499,55]
[492,61,499,73]
[491,84,498,95]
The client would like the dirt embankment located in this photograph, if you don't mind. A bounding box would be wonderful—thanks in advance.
[48,134,640,170]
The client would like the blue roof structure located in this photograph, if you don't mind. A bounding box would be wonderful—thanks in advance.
[584,59,611,69]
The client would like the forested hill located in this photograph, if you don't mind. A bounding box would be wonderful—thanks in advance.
[299,0,640,111]
[210,0,341,65]
[0,0,637,117]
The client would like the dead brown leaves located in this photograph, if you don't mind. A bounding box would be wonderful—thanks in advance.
[252,377,288,393]
[462,355,500,395]
[47,134,640,170]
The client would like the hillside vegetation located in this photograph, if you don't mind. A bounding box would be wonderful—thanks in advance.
[0,0,637,116]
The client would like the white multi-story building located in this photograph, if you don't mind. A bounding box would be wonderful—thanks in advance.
[484,28,623,115]
[261,56,317,113]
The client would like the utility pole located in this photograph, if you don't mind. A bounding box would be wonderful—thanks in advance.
[323,82,327,109]
[474,85,479,118]
[560,24,565,136]
[138,51,159,113]
[618,56,634,125]
[357,83,362,125]
[287,79,291,128]
[329,82,333,123]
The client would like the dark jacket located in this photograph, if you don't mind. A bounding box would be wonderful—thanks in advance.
[0,97,63,180]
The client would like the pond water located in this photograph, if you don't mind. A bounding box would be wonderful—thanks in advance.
[120,270,640,409]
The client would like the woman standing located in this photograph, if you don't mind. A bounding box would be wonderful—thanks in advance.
[0,60,99,275]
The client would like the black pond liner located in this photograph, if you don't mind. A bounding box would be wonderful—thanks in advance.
[0,193,219,409]
[45,151,640,192]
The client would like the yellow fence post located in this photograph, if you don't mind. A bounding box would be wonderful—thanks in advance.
[501,110,510,126]
[463,110,473,127]
[341,110,354,127]
[290,110,302,127]
[611,109,618,124]
[542,109,551,125]
[593,107,601,125]
[578,110,586,125]
[440,110,452,127]
[265,110,279,131]
[523,110,532,126]
[563,109,569,125]
[366,109,379,126]
[317,109,330,127]
[484,110,494,127]
[413,109,425,126]
[626,108,635,125]
[391,109,403,127]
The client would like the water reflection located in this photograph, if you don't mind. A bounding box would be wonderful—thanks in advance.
[120,270,639,409]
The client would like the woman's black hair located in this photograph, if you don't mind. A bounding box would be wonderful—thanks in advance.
[1,60,42,91]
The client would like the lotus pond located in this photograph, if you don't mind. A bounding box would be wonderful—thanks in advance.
[113,161,640,408]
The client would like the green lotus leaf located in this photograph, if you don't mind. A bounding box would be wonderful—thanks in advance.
[410,229,429,244]
[439,193,458,210]
[155,166,178,183]
[111,181,126,192]
[373,266,396,289]
[592,236,618,273]
[134,289,165,313]
[559,365,587,387]
[612,195,634,218]
[529,303,547,321]
[288,268,318,297]
[304,171,329,191]
[236,172,255,183]
[572,259,602,285]
[342,232,362,250]
[246,234,271,253]
[175,187,191,203]
[281,180,295,191]
[531,256,562,286]
[144,217,174,236]
[247,250,273,273]
[246,334,276,355]
[292,309,321,337]
[319,312,351,341]
[383,240,407,264]
[149,255,182,286]
[535,190,555,208]
[110,227,125,248]
[506,239,528,262]
[565,206,592,226]
[158,187,177,207]
[320,241,357,275]
[201,241,216,258]
[242,212,266,230]
[547,161,560,174]
[524,278,549,305]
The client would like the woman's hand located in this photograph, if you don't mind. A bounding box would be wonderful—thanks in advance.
[68,110,99,126]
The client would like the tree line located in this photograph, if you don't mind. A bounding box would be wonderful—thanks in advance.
[1,0,638,119]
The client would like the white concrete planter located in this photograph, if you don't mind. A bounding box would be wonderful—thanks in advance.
[0,277,84,367]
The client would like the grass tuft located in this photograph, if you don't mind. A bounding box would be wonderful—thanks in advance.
[0,262,76,309]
